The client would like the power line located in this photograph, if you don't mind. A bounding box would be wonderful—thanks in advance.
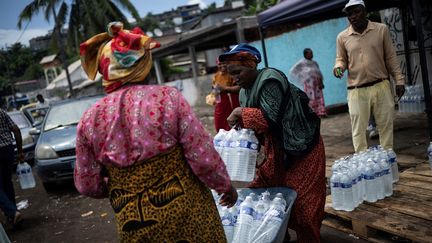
[16,21,30,44]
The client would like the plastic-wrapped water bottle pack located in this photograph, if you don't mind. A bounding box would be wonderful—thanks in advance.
[212,190,288,243]
[330,145,398,212]
[214,128,259,182]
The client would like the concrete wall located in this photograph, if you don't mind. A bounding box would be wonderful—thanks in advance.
[164,74,213,107]
[249,18,350,106]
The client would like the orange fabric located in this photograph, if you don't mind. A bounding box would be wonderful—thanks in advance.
[212,71,234,87]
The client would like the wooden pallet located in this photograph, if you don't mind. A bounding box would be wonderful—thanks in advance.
[323,162,432,243]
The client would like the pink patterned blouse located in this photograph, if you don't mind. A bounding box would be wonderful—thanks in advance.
[74,85,231,198]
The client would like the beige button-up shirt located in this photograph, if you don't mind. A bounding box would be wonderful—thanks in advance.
[334,21,405,87]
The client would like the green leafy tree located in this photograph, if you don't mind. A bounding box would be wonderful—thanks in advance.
[140,13,160,32]
[0,43,45,91]
[244,0,279,15]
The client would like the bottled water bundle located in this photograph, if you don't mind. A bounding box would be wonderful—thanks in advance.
[330,146,396,211]
[212,190,289,243]
[213,128,259,182]
[16,161,36,189]
[398,84,426,113]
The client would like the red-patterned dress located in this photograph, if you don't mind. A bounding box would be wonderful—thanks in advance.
[242,108,326,243]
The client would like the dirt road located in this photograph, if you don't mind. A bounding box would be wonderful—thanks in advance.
[6,177,117,243]
[4,109,428,243]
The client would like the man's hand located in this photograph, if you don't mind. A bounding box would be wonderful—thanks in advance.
[396,85,405,99]
[333,67,345,78]
[219,185,238,208]
[227,107,243,127]
[17,152,25,162]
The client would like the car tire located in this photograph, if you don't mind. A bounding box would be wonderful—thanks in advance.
[42,182,56,192]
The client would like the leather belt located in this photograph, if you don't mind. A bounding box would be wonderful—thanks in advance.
[347,78,387,90]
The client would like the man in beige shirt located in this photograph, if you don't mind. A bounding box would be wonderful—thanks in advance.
[333,0,405,152]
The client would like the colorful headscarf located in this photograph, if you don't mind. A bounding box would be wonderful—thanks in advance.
[80,22,160,93]
[221,52,258,69]
[218,43,261,69]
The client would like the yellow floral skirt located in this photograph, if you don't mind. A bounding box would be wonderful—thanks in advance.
[106,145,227,243]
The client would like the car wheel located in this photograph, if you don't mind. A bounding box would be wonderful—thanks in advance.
[42,182,57,192]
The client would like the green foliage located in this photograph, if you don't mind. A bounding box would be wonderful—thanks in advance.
[0,43,45,91]
[244,0,279,15]
[139,13,160,32]
[160,58,184,79]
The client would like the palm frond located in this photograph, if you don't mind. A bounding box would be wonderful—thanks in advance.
[56,2,69,27]
[17,1,47,29]
[111,0,141,24]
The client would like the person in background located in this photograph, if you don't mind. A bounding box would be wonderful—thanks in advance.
[75,22,237,242]
[211,58,241,131]
[290,48,327,117]
[224,43,326,243]
[0,108,23,227]
[333,0,405,152]
[367,115,379,139]
[35,94,49,108]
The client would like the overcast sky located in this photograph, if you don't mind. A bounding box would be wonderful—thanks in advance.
[0,0,224,48]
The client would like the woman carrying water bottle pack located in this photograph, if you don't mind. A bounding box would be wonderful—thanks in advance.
[223,44,326,243]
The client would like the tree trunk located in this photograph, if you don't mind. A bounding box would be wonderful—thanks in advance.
[52,5,74,98]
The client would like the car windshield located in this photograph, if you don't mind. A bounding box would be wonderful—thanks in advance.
[8,113,31,129]
[26,107,49,123]
[43,97,101,131]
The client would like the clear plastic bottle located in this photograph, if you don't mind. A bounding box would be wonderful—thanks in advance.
[379,159,393,197]
[364,159,377,203]
[235,129,253,182]
[232,196,255,243]
[222,129,238,178]
[250,198,285,243]
[330,172,343,210]
[213,129,227,156]
[16,162,36,189]
[340,171,355,211]
[214,87,221,103]
[372,160,384,200]
[274,192,287,209]
[347,165,359,207]
[259,191,272,212]
[220,207,235,243]
[387,149,399,183]
[250,204,266,243]
[399,95,406,112]
[247,130,259,180]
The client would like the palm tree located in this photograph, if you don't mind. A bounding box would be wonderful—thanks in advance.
[17,0,142,97]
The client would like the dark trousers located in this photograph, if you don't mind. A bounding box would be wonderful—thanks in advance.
[0,145,17,217]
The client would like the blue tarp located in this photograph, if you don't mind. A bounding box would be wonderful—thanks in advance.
[258,0,402,29]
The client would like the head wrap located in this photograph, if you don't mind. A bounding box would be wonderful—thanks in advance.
[221,52,258,69]
[80,22,160,93]
[218,43,261,69]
